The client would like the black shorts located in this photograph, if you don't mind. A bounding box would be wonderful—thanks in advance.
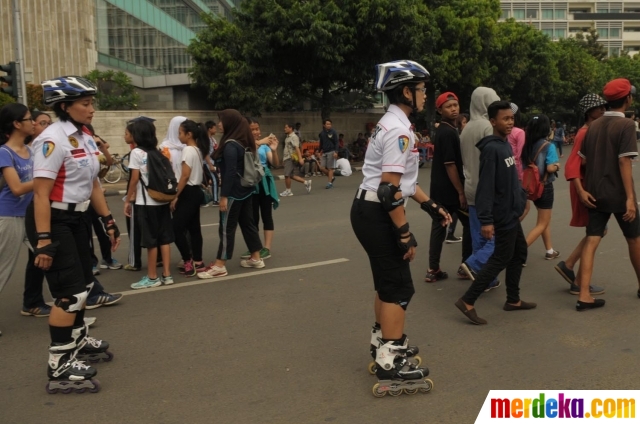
[533,183,554,210]
[25,204,93,299]
[135,204,175,248]
[350,195,414,304]
[586,208,640,238]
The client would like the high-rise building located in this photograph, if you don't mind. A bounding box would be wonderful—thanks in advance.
[0,0,240,109]
[499,1,640,56]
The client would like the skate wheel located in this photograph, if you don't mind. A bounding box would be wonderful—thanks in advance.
[89,379,101,393]
[367,361,377,375]
[45,384,58,394]
[388,388,403,397]
[413,355,422,367]
[88,358,100,364]
[104,351,114,362]
[75,388,87,394]
[404,388,419,395]
[420,378,434,393]
[372,383,387,398]
[61,387,73,394]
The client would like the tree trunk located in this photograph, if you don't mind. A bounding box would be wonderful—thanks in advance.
[321,82,331,121]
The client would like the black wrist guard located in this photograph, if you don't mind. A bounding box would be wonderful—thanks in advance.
[100,214,120,239]
[421,200,448,221]
[34,241,60,259]
[397,232,417,253]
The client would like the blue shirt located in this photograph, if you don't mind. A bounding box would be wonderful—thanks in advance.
[0,146,33,216]
[530,138,559,184]
[257,144,269,166]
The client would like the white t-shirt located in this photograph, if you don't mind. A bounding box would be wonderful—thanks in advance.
[181,146,203,186]
[128,148,166,206]
[360,105,419,198]
[336,158,352,176]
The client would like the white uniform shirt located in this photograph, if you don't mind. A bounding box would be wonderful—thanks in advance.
[32,120,100,203]
[336,158,352,176]
[360,105,419,197]
[128,148,166,206]
[182,146,203,186]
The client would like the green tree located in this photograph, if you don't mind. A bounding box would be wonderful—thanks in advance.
[574,28,608,61]
[189,0,430,118]
[84,70,140,110]
[0,91,16,109]
[485,19,558,113]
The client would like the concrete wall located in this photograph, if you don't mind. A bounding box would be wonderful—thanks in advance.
[90,110,384,155]
[0,0,96,84]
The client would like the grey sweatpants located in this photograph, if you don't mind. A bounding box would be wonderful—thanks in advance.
[0,217,25,294]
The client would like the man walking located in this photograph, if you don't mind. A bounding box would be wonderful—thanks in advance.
[280,123,311,197]
[317,119,339,189]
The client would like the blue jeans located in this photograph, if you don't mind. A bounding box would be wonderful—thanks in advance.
[465,206,496,278]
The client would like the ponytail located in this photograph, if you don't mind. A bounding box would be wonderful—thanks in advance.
[180,119,210,158]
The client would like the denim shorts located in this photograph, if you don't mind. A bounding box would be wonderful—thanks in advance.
[533,183,554,210]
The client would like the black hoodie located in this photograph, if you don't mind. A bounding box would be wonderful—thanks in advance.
[475,135,527,229]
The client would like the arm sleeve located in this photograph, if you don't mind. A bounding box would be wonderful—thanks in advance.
[0,148,13,169]
[476,155,496,226]
[182,147,197,169]
[221,145,238,197]
[618,123,638,158]
[565,130,585,180]
[32,138,65,179]
[545,143,559,165]
[381,129,410,174]
[128,149,142,170]
[578,131,588,159]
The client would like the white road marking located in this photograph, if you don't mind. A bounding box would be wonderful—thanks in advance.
[119,258,350,296]
[94,223,219,238]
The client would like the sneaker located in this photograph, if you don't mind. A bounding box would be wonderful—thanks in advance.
[484,279,501,292]
[130,276,161,290]
[259,248,271,259]
[197,264,228,279]
[201,202,211,208]
[100,259,122,270]
[240,258,265,268]
[180,260,197,277]
[177,260,185,270]
[305,180,312,193]
[554,261,575,284]
[84,317,97,327]
[20,304,52,317]
[305,173,311,178]
[123,264,140,271]
[211,201,220,207]
[446,235,462,244]
[161,274,174,285]
[325,183,333,189]
[156,261,163,268]
[569,283,605,295]
[240,251,252,260]
[280,190,293,197]
[92,266,100,276]
[86,292,123,309]
[194,262,207,273]
[545,250,560,260]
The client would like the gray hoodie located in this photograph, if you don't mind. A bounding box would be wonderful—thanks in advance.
[460,87,500,205]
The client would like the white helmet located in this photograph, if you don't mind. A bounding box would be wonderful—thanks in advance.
[375,60,430,92]
[41,76,97,106]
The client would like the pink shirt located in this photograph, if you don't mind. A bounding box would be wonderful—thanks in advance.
[508,127,525,180]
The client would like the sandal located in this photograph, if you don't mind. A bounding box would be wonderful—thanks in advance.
[424,268,448,283]
[457,266,470,280]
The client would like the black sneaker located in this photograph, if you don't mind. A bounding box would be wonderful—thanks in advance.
[554,261,575,284]
[445,235,462,244]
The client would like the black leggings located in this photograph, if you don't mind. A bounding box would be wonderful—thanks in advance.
[173,185,204,262]
[218,196,262,260]
[252,186,274,231]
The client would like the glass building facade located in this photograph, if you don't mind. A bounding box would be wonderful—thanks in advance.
[95,0,237,76]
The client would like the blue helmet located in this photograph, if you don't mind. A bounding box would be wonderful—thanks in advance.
[41,76,97,106]
[375,60,430,92]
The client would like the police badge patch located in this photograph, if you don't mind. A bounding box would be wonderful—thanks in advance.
[43,141,55,158]
[398,135,409,153]
[68,136,79,148]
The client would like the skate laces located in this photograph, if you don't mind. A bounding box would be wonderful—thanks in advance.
[85,336,103,348]
[71,360,91,370]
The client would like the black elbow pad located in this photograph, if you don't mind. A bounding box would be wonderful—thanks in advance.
[377,183,404,211]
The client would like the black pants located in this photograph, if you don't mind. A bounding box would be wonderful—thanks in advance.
[217,196,262,260]
[428,206,471,270]
[23,247,45,308]
[252,186,274,231]
[461,222,527,306]
[173,185,204,262]
[88,205,112,264]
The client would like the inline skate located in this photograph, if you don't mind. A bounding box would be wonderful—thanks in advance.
[371,338,433,398]
[46,341,100,394]
[368,323,421,374]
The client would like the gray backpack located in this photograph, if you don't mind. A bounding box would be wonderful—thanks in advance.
[231,140,264,187]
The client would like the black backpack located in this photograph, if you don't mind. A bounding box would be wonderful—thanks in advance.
[140,148,178,203]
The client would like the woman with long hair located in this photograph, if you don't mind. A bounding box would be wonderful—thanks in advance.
[0,104,35,329]
[521,115,561,259]
[170,120,209,277]
[198,109,264,278]
[241,118,279,260]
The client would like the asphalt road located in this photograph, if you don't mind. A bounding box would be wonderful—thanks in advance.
[1,158,640,424]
